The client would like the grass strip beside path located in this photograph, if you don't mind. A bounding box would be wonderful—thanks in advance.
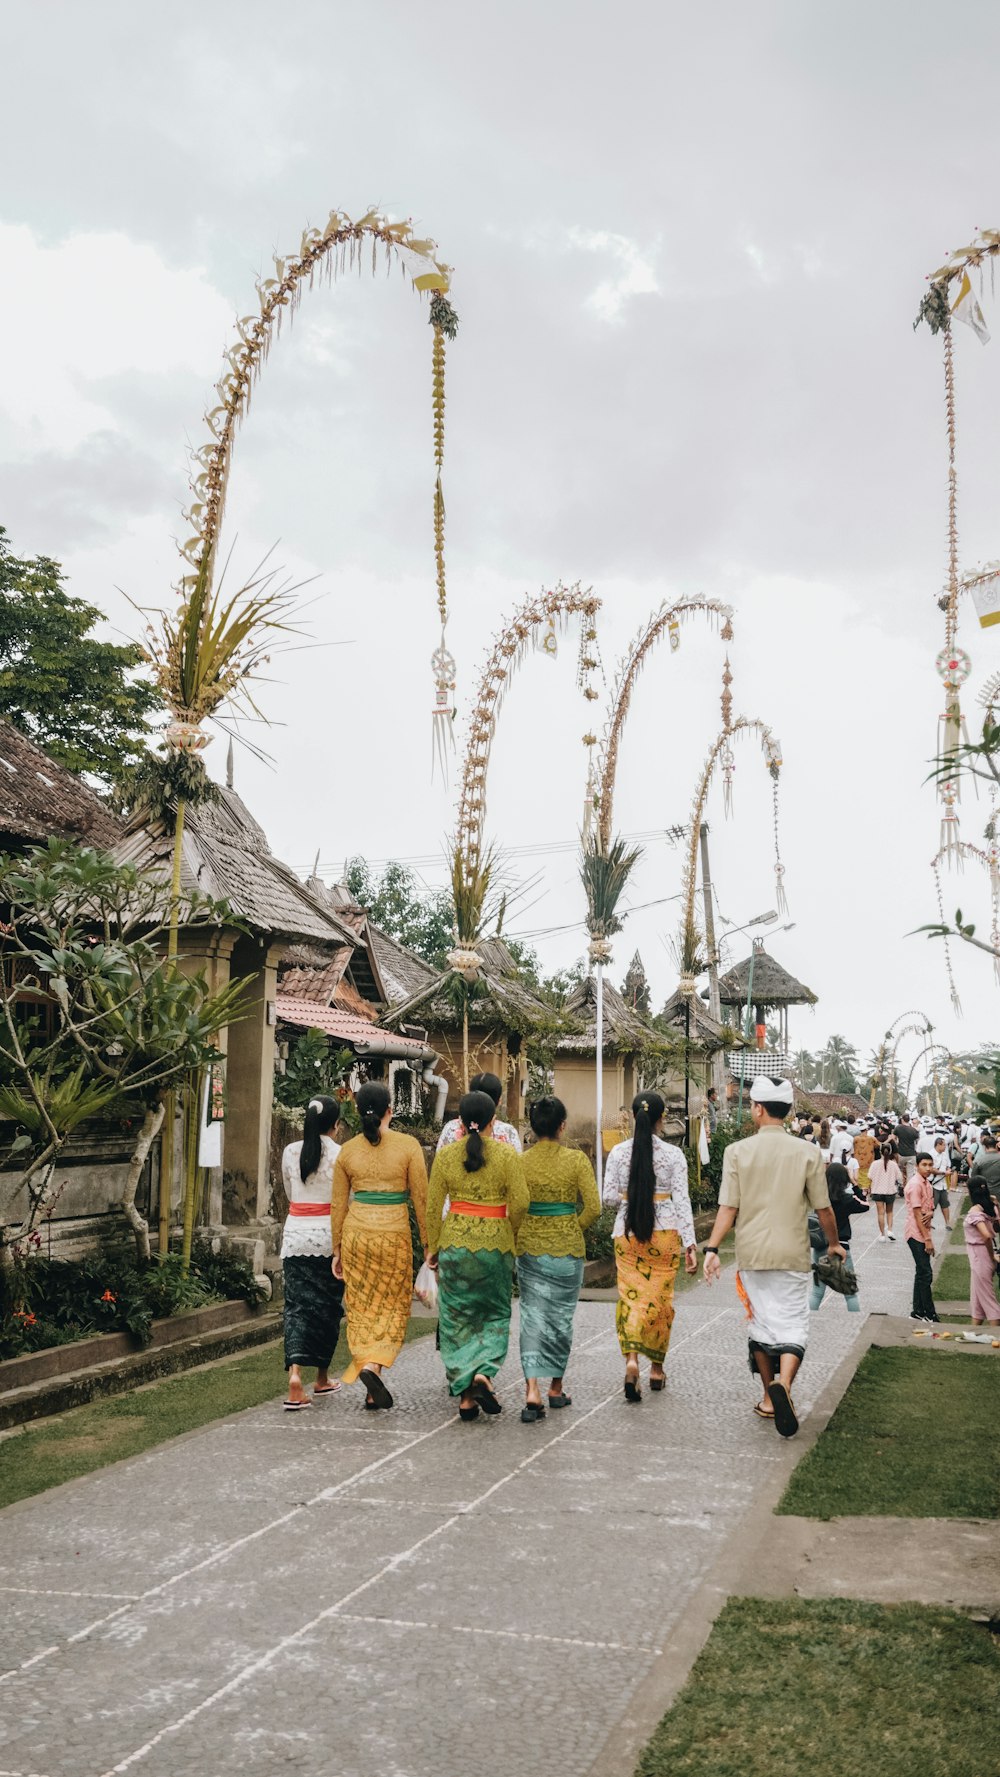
[0,1319,436,1512]
[934,1251,971,1302]
[777,1346,999,1520]
[634,1597,999,1777]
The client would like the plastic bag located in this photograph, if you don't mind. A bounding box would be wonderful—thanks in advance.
[413,1259,439,1312]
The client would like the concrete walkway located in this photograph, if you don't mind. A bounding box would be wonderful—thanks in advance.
[0,1225,920,1777]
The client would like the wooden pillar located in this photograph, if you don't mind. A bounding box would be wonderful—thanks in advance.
[223,935,282,1221]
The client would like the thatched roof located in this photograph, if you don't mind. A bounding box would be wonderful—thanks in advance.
[718,948,817,1008]
[0,720,122,850]
[382,960,555,1039]
[555,975,663,1058]
[658,987,743,1053]
[116,788,357,948]
[369,926,439,1007]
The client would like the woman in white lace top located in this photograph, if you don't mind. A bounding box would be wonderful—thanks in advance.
[603,1092,698,1401]
[436,1071,522,1153]
[280,1096,345,1410]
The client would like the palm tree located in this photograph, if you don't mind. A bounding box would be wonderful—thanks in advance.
[818,1034,860,1095]
[792,1048,818,1089]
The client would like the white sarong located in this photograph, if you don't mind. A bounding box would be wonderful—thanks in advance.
[736,1268,810,1358]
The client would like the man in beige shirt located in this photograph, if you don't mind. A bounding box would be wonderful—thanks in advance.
[702,1076,843,1438]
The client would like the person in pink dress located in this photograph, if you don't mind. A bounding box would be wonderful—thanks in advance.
[963,1178,999,1327]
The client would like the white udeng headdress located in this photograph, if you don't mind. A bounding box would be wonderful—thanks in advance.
[748,1076,794,1108]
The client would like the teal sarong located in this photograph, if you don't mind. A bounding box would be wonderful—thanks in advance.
[437,1247,514,1396]
[517,1253,584,1379]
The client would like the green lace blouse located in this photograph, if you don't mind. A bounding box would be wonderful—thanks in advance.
[517,1141,601,1258]
[426,1137,529,1254]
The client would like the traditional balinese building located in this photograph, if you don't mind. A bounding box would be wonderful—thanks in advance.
[718,946,817,1089]
[552,976,668,1147]
[655,987,741,1121]
[0,717,123,855]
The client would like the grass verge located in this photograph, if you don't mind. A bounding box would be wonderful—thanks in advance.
[634,1597,999,1777]
[0,1318,436,1512]
[934,1251,971,1302]
[777,1346,999,1520]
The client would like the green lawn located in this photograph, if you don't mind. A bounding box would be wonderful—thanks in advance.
[778,1346,1000,1520]
[934,1251,971,1302]
[0,1318,436,1512]
[635,1597,999,1777]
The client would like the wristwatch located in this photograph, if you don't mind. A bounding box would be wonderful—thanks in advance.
[704,1245,719,1254]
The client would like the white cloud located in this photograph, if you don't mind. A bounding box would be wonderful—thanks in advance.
[0,224,230,451]
[566,227,661,322]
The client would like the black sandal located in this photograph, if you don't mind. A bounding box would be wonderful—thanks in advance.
[624,1364,642,1403]
[547,1393,571,1409]
[520,1402,545,1422]
[768,1382,799,1439]
[649,1377,665,1392]
[471,1375,502,1415]
[359,1368,393,1410]
[458,1403,480,1422]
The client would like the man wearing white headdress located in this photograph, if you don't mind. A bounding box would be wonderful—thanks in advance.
[701,1076,843,1438]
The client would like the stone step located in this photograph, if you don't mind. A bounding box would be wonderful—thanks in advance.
[0,1308,283,1431]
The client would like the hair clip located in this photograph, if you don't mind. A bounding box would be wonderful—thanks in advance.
[468,1121,479,1132]
[640,1100,649,1113]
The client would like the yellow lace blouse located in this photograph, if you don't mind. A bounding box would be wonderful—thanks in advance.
[426,1137,529,1255]
[517,1140,601,1259]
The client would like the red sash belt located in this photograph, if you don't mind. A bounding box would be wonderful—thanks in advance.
[450,1200,507,1218]
[288,1202,331,1217]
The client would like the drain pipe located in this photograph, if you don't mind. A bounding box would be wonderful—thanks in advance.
[422,1060,449,1124]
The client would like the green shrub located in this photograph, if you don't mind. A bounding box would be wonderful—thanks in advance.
[585,1203,617,1264]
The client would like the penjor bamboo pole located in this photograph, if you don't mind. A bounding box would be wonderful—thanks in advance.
[595,961,605,1195]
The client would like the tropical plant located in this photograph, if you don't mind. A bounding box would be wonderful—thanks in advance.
[273,1028,354,1110]
[580,834,642,949]
[0,526,161,790]
[0,841,247,1265]
[817,1034,861,1095]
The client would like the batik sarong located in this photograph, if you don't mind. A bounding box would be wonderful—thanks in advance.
[283,1255,345,1370]
[613,1230,682,1361]
[517,1253,583,1378]
[437,1246,514,1396]
[736,1268,810,1373]
[340,1209,413,1383]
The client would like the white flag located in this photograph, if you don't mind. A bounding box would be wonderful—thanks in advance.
[952,271,990,344]
[698,1116,710,1164]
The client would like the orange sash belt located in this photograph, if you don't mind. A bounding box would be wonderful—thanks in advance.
[288,1202,331,1216]
[450,1200,507,1218]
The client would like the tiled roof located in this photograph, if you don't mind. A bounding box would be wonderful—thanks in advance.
[116,788,357,947]
[0,720,122,849]
[276,995,430,1055]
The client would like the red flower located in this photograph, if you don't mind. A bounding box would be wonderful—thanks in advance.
[100,1290,116,1303]
[14,1311,37,1326]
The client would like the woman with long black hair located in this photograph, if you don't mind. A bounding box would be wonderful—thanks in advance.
[426,1089,528,1420]
[603,1091,698,1401]
[280,1095,345,1411]
[331,1081,428,1409]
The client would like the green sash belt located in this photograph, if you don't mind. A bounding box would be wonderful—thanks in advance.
[528,1201,576,1217]
[352,1190,408,1205]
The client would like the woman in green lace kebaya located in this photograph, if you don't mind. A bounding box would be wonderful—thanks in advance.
[426,1090,528,1420]
[517,1096,600,1422]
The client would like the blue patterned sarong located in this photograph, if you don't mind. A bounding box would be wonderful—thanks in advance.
[517,1253,584,1378]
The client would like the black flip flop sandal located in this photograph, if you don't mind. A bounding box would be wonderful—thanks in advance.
[520,1403,545,1422]
[768,1382,799,1438]
[624,1367,642,1403]
[471,1376,502,1415]
[458,1403,480,1422]
[359,1368,393,1410]
[546,1393,571,1408]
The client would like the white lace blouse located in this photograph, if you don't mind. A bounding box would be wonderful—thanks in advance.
[280,1135,340,1259]
[602,1136,697,1249]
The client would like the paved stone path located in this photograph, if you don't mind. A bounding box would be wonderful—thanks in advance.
[0,1224,920,1777]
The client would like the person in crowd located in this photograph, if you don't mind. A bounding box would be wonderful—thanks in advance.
[893,1112,920,1182]
[929,1137,953,1230]
[516,1095,600,1421]
[436,1071,522,1152]
[280,1096,345,1411]
[948,1125,967,1186]
[705,1086,720,1135]
[868,1141,902,1240]
[963,1177,1000,1327]
[603,1091,698,1402]
[702,1077,842,1438]
[970,1130,1000,1193]
[853,1121,876,1197]
[426,1089,528,1419]
[808,1161,869,1315]
[331,1081,428,1409]
[904,1153,939,1324]
[799,1119,816,1144]
[817,1117,832,1163]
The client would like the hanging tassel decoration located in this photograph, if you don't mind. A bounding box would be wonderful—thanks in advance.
[932,859,962,1016]
[431,637,457,784]
[771,771,789,917]
[429,292,459,773]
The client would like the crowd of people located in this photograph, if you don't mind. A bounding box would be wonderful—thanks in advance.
[276,1077,1000,1427]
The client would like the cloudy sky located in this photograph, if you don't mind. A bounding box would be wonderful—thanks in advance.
[3,0,1000,1086]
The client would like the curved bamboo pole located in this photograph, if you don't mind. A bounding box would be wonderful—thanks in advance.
[595,598,734,849]
[680,715,783,946]
[455,583,602,875]
[930,837,1000,1011]
[906,1042,951,1112]
[886,1018,933,1110]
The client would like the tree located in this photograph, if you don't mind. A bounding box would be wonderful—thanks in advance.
[274,1029,354,1110]
[344,856,454,969]
[0,841,246,1264]
[818,1034,860,1095]
[792,1048,818,1089]
[0,527,161,791]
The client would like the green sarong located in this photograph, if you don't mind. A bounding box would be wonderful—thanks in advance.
[437,1246,514,1396]
[517,1253,583,1378]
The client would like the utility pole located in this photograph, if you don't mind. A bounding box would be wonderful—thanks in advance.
[699,823,725,1103]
